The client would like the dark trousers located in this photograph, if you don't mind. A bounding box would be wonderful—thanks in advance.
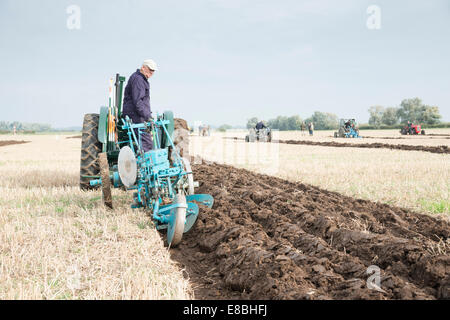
[133,128,153,152]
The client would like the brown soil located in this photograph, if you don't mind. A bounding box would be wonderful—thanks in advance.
[345,136,450,140]
[173,118,190,159]
[223,137,449,155]
[170,162,450,300]
[174,118,189,131]
[427,134,450,137]
[280,140,449,154]
[66,135,82,139]
[0,140,29,147]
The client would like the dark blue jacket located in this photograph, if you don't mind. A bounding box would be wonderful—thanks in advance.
[255,121,266,130]
[122,69,151,123]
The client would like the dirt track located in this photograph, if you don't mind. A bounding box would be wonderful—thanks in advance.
[280,140,449,154]
[347,136,450,140]
[170,162,450,300]
[223,137,449,154]
[0,140,29,147]
[427,134,450,137]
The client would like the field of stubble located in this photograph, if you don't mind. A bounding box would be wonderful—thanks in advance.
[0,135,192,299]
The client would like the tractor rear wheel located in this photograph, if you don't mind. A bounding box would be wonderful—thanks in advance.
[80,113,102,190]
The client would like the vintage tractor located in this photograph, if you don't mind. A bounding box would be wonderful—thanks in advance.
[79,74,213,247]
[245,127,272,142]
[334,119,362,138]
[400,122,425,135]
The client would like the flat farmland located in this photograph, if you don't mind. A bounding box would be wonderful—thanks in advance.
[1,131,449,300]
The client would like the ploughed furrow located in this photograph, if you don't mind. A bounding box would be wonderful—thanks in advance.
[279,140,449,154]
[170,162,449,300]
[356,136,450,140]
[0,140,29,147]
[223,137,449,154]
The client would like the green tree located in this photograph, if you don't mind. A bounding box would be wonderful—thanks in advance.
[246,117,258,129]
[381,107,399,125]
[217,124,232,132]
[397,98,423,123]
[286,115,303,130]
[397,98,442,125]
[418,106,441,125]
[268,116,289,130]
[305,111,339,130]
[368,106,384,128]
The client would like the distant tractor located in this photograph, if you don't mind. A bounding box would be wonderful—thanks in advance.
[400,122,425,135]
[334,119,361,138]
[245,127,272,142]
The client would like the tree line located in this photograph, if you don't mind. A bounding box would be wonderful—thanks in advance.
[0,121,52,132]
[247,112,340,131]
[368,98,441,128]
[244,97,443,131]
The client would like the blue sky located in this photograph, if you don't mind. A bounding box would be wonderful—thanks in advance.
[0,0,449,128]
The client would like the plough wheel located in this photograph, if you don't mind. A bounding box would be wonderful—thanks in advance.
[98,152,113,209]
[167,194,186,247]
[182,157,195,195]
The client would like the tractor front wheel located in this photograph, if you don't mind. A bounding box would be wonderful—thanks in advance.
[80,113,102,190]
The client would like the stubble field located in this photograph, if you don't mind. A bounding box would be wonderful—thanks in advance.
[0,135,192,299]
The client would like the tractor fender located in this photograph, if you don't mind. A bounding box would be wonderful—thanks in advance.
[161,111,174,148]
[98,106,109,147]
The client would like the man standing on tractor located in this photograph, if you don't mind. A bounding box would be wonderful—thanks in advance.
[122,59,158,151]
[255,120,266,131]
[344,120,351,131]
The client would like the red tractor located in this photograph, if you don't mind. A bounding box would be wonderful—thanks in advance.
[400,122,425,135]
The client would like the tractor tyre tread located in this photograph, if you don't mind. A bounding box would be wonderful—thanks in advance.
[80,113,102,190]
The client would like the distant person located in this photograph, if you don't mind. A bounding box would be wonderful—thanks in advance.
[308,122,314,136]
[255,121,266,131]
[407,121,413,134]
[13,125,16,135]
[122,59,158,152]
[301,122,306,136]
[344,120,351,131]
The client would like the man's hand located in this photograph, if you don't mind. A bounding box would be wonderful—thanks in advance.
[144,118,154,134]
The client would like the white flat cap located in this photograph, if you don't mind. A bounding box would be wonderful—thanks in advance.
[143,59,158,71]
